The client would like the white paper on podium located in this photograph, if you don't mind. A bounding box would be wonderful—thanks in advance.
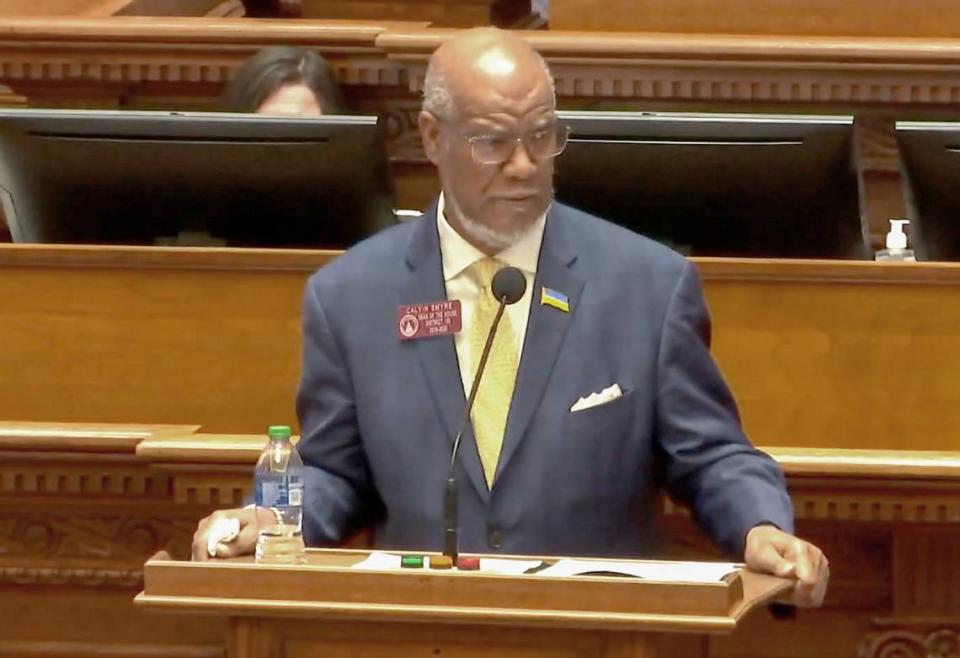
[479,557,543,575]
[352,552,402,570]
[534,559,739,582]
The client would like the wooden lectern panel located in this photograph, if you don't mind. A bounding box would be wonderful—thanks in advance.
[237,620,658,658]
[549,0,960,38]
[138,549,790,658]
[140,549,782,625]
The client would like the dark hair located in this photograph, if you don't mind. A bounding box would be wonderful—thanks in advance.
[220,46,346,114]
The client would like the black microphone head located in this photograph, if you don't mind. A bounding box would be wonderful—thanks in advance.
[491,266,527,305]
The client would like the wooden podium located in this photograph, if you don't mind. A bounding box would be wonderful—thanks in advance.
[136,549,791,658]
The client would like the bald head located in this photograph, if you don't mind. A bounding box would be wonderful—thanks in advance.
[418,27,561,255]
[423,27,555,121]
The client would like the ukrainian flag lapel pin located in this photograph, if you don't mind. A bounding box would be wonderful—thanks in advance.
[540,286,570,313]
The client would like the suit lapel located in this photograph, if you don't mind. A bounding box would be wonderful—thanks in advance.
[495,205,583,484]
[399,205,490,503]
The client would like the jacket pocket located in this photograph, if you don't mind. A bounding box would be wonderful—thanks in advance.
[564,389,635,440]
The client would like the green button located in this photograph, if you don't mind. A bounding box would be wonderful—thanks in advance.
[401,555,424,569]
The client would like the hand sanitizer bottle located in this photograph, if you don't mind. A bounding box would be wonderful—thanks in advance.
[875,219,916,261]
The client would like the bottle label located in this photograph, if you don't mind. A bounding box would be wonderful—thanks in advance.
[256,475,303,507]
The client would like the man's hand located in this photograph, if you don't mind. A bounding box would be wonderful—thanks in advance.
[744,525,830,608]
[191,507,273,561]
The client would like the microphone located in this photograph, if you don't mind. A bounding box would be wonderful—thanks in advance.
[444,266,527,564]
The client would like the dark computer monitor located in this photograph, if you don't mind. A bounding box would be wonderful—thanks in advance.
[896,121,960,261]
[554,111,867,258]
[0,109,397,248]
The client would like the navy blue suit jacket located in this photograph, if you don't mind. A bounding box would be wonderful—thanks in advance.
[296,202,793,558]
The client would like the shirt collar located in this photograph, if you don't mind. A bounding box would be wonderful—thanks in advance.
[436,191,547,283]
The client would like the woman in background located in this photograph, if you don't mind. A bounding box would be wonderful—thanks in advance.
[221,46,346,116]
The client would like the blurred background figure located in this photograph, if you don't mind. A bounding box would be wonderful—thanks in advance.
[220,45,346,116]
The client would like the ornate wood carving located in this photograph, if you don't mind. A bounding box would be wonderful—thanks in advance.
[2,18,960,112]
[382,98,427,163]
[0,565,144,587]
[0,512,194,562]
[860,627,960,658]
[0,425,216,590]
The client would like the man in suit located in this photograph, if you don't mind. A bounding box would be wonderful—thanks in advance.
[193,27,828,607]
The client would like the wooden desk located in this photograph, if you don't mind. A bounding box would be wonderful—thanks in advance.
[6,18,960,237]
[4,244,960,451]
[2,421,958,658]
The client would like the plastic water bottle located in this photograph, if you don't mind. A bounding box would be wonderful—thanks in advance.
[254,425,306,564]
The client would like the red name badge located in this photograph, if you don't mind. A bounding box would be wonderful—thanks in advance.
[397,300,462,340]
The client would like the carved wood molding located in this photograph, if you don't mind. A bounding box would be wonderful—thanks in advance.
[381,29,960,106]
[0,18,403,103]
[669,475,960,523]
[0,512,195,563]
[549,66,960,106]
[169,473,251,506]
[860,627,960,658]
[4,19,960,109]
[382,98,427,162]
[0,465,167,497]
[789,489,960,523]
[161,473,960,522]
[0,50,403,91]
[0,566,143,587]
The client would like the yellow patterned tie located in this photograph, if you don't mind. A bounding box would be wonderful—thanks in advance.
[468,258,519,488]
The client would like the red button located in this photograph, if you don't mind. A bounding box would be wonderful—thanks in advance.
[457,557,480,571]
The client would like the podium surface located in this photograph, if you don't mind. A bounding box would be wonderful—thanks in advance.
[137,549,791,658]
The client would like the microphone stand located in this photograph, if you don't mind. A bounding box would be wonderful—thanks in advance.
[443,296,509,565]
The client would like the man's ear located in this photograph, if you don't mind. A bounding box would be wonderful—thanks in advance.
[418,111,442,166]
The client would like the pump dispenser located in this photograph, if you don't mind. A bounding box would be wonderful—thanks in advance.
[876,219,916,261]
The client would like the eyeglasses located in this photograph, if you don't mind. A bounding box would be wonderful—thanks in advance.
[462,124,571,165]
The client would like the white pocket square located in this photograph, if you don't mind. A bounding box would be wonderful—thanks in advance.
[570,383,623,412]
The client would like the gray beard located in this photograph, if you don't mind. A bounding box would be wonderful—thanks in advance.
[445,192,533,252]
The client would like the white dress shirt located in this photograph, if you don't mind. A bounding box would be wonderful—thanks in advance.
[436,193,547,398]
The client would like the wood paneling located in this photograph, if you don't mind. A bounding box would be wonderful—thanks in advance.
[0,0,124,15]
[0,0,240,16]
[301,0,532,27]
[0,245,334,433]
[700,259,960,450]
[4,247,960,449]
[550,0,960,37]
